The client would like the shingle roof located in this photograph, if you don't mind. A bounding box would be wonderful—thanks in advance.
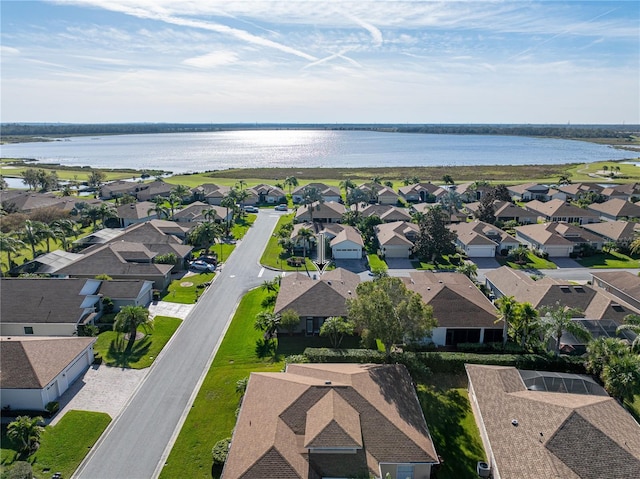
[274,269,359,317]
[587,198,640,218]
[116,201,157,220]
[466,364,640,479]
[223,363,439,479]
[405,272,499,327]
[0,278,99,325]
[524,199,598,220]
[591,271,640,303]
[97,279,151,300]
[295,201,346,221]
[581,220,637,242]
[375,221,418,247]
[1,336,96,389]
[450,220,519,247]
[329,225,364,247]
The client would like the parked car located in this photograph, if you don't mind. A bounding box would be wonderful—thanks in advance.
[243,206,259,213]
[190,260,216,272]
[274,204,288,211]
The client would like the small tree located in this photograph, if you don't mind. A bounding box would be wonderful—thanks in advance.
[347,277,436,360]
[495,296,519,347]
[456,262,478,282]
[254,311,280,340]
[413,205,457,263]
[7,415,44,454]
[539,302,590,357]
[320,316,355,348]
[280,309,300,336]
[113,305,153,351]
[212,437,232,465]
[601,351,640,403]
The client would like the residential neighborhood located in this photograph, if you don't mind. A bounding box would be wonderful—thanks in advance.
[1,174,640,479]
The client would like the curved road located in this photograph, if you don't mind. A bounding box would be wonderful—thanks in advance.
[74,211,282,479]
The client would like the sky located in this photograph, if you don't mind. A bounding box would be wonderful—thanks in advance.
[1,0,638,124]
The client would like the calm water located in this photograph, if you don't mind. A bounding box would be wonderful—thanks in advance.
[0,130,634,174]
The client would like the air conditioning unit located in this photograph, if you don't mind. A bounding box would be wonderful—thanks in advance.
[477,461,491,478]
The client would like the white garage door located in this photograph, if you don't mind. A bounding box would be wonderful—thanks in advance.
[65,352,90,384]
[467,245,496,258]
[334,248,361,259]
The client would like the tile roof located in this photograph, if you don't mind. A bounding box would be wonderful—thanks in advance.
[404,272,499,327]
[0,278,99,325]
[466,364,640,479]
[223,363,439,479]
[1,336,96,389]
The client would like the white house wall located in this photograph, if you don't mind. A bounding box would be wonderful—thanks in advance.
[0,323,77,337]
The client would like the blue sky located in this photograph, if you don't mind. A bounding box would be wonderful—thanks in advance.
[1,0,638,124]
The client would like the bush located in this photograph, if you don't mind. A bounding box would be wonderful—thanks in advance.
[211,437,231,465]
[102,296,114,314]
[45,401,59,415]
[7,461,33,479]
[286,257,304,267]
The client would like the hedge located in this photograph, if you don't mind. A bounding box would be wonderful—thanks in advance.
[303,348,586,375]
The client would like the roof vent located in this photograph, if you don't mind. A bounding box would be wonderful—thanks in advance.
[512,419,519,427]
[324,381,332,385]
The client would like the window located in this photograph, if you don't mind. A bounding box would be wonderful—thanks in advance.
[24,326,34,335]
[397,465,414,479]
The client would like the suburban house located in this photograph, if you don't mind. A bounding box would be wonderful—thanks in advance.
[485,266,639,324]
[449,221,520,257]
[359,204,412,222]
[375,221,419,258]
[55,241,176,290]
[1,336,97,411]
[0,278,104,336]
[410,202,467,224]
[523,199,599,224]
[466,364,640,479]
[455,182,494,203]
[133,180,174,202]
[192,183,232,205]
[116,201,158,227]
[554,182,604,201]
[514,222,603,257]
[250,184,286,204]
[601,182,640,201]
[222,363,440,479]
[357,183,400,205]
[507,183,558,202]
[273,268,360,335]
[172,201,231,224]
[329,225,364,260]
[405,272,503,346]
[591,271,640,312]
[465,200,535,224]
[292,183,342,204]
[295,201,346,223]
[99,180,139,200]
[0,191,101,214]
[398,183,447,203]
[97,279,155,311]
[587,198,640,221]
[581,220,638,249]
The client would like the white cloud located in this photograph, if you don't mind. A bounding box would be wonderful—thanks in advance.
[183,51,239,68]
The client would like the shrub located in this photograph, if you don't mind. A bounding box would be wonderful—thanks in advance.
[211,437,232,465]
[45,401,59,415]
[7,461,33,479]
[102,296,114,314]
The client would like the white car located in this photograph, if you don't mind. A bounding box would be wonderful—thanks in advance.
[190,260,216,272]
[243,206,259,213]
[274,204,288,211]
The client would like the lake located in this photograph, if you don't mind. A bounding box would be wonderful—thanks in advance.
[0,130,634,174]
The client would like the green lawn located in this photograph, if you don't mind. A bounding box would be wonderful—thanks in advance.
[260,214,317,272]
[577,251,640,268]
[93,315,182,368]
[625,394,640,422]
[159,286,351,479]
[418,374,486,479]
[412,254,464,270]
[162,272,215,304]
[1,411,111,479]
[497,252,557,270]
[367,253,387,271]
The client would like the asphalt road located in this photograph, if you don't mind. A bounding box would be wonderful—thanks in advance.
[74,211,282,479]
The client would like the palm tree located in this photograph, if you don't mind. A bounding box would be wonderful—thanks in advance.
[21,220,45,259]
[297,227,314,258]
[495,296,518,347]
[188,221,221,252]
[167,193,182,219]
[456,262,478,282]
[630,233,640,255]
[370,176,382,185]
[233,187,250,215]
[617,313,640,351]
[38,223,57,253]
[442,174,455,186]
[220,194,236,235]
[346,188,369,212]
[301,186,323,222]
[539,301,590,357]
[261,276,281,294]
[442,189,462,214]
[339,179,356,201]
[284,176,299,195]
[203,207,220,224]
[83,205,103,230]
[585,337,629,377]
[601,351,640,403]
[147,197,169,220]
[0,233,26,270]
[254,310,280,340]
[171,184,191,201]
[7,415,45,454]
[113,305,153,351]
[513,302,540,350]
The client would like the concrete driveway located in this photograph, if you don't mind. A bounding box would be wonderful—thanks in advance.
[50,364,148,426]
[148,300,194,320]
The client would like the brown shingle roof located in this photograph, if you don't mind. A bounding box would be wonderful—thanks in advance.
[466,364,640,479]
[223,363,439,479]
[524,199,598,220]
[587,198,640,218]
[1,336,96,389]
[581,220,637,242]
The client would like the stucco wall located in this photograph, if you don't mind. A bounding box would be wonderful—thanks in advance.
[0,322,77,337]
